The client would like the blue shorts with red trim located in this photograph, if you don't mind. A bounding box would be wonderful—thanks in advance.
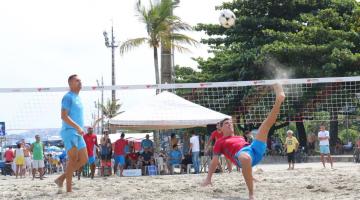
[234,139,267,167]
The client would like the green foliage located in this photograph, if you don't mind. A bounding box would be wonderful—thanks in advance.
[100,99,122,119]
[177,0,360,82]
[338,128,359,143]
[120,0,198,84]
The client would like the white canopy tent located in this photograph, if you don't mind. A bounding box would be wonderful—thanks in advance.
[109,91,231,130]
[96,132,153,143]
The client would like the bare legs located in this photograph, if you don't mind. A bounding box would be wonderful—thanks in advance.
[320,153,333,168]
[239,84,285,200]
[55,147,88,192]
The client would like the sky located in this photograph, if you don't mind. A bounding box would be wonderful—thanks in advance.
[0,0,229,131]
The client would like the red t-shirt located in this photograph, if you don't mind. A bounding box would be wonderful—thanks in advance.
[213,136,249,165]
[209,130,223,142]
[127,152,138,161]
[4,149,14,162]
[114,139,128,156]
[83,134,98,157]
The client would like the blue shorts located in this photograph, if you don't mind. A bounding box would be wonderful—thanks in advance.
[60,128,86,152]
[88,156,96,165]
[115,155,125,166]
[320,145,330,154]
[234,139,267,167]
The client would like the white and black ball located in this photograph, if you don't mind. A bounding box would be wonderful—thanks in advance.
[219,9,236,28]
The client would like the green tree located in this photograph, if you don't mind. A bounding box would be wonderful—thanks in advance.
[176,0,360,147]
[120,0,197,86]
[181,0,360,82]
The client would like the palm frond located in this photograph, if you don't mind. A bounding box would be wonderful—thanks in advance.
[119,38,148,55]
[100,99,123,119]
[168,19,193,32]
[135,0,151,25]
[160,32,198,51]
[172,44,191,53]
[171,33,199,47]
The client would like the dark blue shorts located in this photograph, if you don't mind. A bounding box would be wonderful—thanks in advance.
[234,139,267,167]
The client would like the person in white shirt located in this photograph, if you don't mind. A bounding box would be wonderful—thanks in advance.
[318,125,333,168]
[189,131,200,174]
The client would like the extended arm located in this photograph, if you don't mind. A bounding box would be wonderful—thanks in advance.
[201,155,219,186]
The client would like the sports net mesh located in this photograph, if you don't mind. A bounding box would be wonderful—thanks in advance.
[177,80,359,124]
[0,76,359,131]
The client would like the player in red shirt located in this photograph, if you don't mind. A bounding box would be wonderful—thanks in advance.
[78,127,99,179]
[113,133,128,176]
[206,123,233,172]
[201,83,286,200]
[206,123,223,148]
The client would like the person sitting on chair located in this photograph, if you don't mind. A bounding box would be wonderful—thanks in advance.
[167,144,183,174]
[343,141,353,151]
[140,148,154,175]
[181,153,193,173]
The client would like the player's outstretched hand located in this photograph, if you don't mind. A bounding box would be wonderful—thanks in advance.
[273,83,285,103]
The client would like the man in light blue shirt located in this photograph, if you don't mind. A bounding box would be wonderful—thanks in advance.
[55,74,88,193]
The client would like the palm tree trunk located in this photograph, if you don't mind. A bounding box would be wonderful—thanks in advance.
[153,47,160,87]
[161,44,173,84]
[153,46,161,152]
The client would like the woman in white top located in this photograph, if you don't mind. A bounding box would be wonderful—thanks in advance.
[14,143,25,178]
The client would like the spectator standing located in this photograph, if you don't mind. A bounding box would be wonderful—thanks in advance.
[189,131,200,174]
[113,133,128,176]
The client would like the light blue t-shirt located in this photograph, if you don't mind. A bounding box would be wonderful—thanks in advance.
[169,150,182,165]
[61,91,84,129]
[141,139,153,149]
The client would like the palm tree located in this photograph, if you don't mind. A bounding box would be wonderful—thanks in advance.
[99,99,123,133]
[120,0,198,86]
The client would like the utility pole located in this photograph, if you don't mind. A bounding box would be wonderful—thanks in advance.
[103,25,118,103]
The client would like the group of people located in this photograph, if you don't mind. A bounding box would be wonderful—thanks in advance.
[2,135,48,180]
[82,129,199,177]
[96,132,157,177]
[50,75,356,200]
[283,124,334,170]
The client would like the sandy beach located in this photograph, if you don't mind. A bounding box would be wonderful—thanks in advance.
[1,162,359,200]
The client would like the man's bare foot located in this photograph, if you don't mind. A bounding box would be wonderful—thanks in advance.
[273,83,285,102]
[249,194,255,200]
[57,188,64,194]
[201,178,212,187]
[54,179,63,188]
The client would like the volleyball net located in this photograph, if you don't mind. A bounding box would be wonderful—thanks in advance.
[0,76,359,131]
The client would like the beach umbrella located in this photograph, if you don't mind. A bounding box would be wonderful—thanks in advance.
[46,145,62,152]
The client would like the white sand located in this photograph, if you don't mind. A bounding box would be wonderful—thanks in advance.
[1,162,359,200]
